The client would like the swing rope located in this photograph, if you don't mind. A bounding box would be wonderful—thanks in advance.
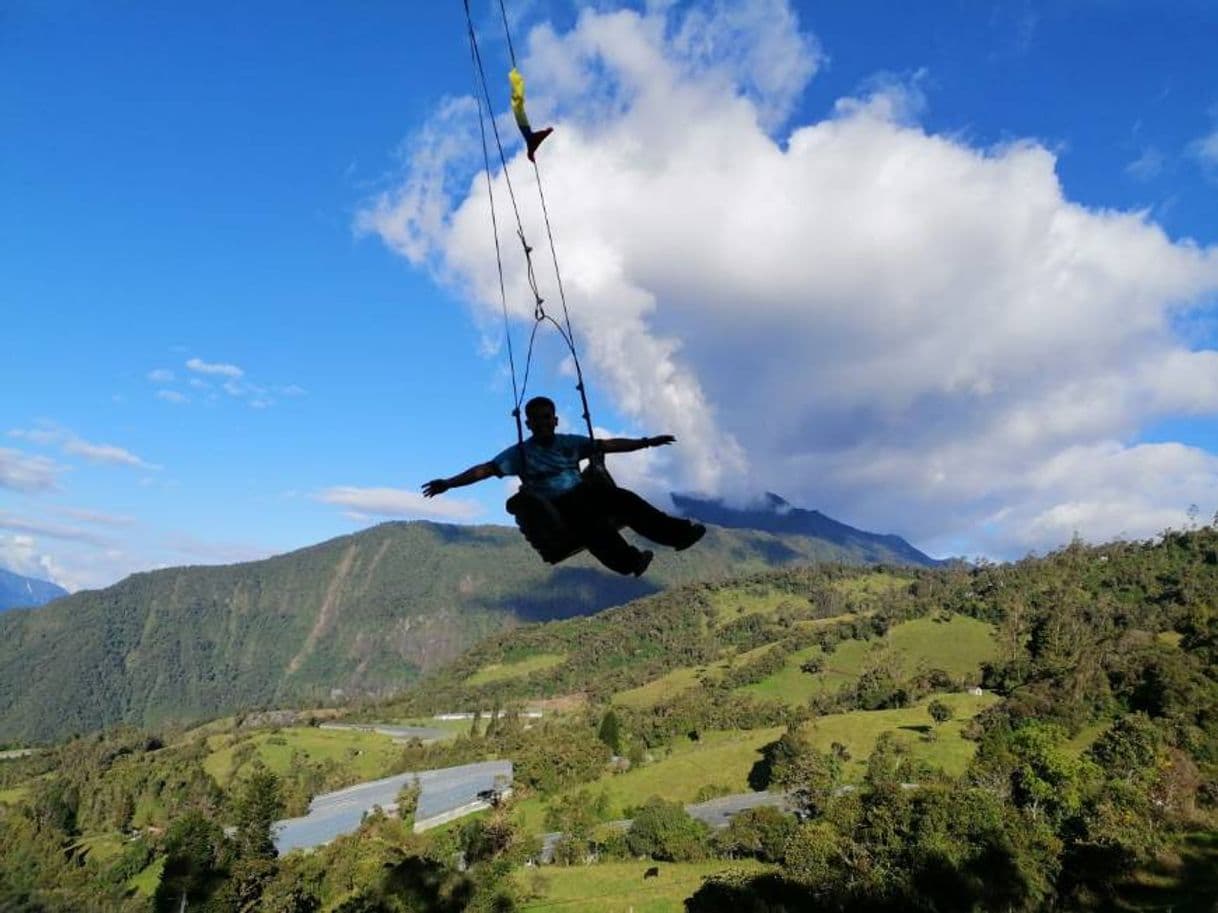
[462,0,600,448]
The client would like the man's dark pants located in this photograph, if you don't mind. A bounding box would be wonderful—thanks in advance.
[551,481,699,575]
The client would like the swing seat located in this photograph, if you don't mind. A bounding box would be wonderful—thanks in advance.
[506,463,622,564]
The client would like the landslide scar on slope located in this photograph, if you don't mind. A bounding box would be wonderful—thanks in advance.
[287,544,356,675]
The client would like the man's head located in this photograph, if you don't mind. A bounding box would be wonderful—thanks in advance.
[524,396,558,440]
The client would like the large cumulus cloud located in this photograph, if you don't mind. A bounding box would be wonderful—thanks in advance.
[360,1,1218,557]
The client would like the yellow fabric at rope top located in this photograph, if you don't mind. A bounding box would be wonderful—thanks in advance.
[509,67,552,161]
[509,67,529,131]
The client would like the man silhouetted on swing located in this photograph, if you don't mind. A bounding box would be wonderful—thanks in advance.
[422,396,706,576]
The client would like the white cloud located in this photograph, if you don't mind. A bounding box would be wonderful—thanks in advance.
[62,438,158,469]
[0,511,112,547]
[1125,146,1165,181]
[1190,128,1218,179]
[157,389,189,404]
[0,534,67,589]
[53,506,136,527]
[315,486,483,522]
[11,423,159,470]
[360,2,1218,558]
[186,357,244,378]
[147,368,175,383]
[0,447,62,492]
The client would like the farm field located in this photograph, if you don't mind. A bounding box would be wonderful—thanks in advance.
[799,691,1001,779]
[516,859,773,912]
[741,615,999,708]
[613,643,780,710]
[202,725,403,785]
[514,727,784,833]
[466,652,569,687]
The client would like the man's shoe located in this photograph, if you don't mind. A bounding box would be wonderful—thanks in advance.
[633,550,654,577]
[675,523,706,551]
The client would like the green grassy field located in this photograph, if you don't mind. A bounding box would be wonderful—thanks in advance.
[515,728,784,833]
[0,784,29,805]
[203,725,403,785]
[466,653,569,687]
[128,856,165,898]
[613,665,710,709]
[74,833,125,866]
[832,572,911,600]
[799,691,1001,779]
[741,615,999,708]
[516,860,772,912]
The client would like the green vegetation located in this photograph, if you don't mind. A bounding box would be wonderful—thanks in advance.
[0,518,914,745]
[466,653,568,686]
[518,860,773,912]
[202,725,404,786]
[5,527,1218,912]
[515,728,784,833]
[741,615,998,708]
[799,692,1000,778]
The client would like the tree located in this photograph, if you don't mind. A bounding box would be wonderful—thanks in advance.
[233,764,284,860]
[396,777,421,828]
[928,699,953,727]
[597,710,622,755]
[154,811,232,913]
[626,798,711,861]
[716,805,796,862]
[799,655,825,675]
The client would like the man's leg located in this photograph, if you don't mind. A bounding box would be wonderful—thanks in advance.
[553,486,651,575]
[593,486,705,550]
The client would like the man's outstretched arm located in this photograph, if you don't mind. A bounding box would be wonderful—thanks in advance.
[422,461,500,497]
[598,435,675,455]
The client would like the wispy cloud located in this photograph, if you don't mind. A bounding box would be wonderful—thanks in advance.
[315,486,483,522]
[0,447,62,493]
[186,357,244,378]
[1125,145,1165,180]
[162,357,303,409]
[10,423,159,470]
[53,506,136,527]
[0,511,113,547]
[1189,127,1218,179]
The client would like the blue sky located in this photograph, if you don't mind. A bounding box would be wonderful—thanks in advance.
[4,0,1217,590]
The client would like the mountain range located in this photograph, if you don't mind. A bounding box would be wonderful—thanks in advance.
[673,492,941,566]
[0,568,68,613]
[0,497,936,743]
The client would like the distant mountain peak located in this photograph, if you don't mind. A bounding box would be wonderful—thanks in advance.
[0,568,68,613]
[671,492,941,567]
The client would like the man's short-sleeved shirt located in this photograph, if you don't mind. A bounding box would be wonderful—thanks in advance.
[492,434,596,499]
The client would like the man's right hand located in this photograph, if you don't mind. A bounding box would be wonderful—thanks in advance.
[422,479,449,498]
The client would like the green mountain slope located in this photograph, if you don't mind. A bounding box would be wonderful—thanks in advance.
[0,517,927,743]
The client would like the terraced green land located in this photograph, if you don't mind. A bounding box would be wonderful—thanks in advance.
[517,860,773,913]
[742,615,1000,708]
[799,691,1001,779]
[515,727,784,833]
[465,652,568,686]
[203,726,403,785]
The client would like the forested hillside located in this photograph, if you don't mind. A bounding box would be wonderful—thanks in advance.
[2,527,1216,911]
[0,516,920,744]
